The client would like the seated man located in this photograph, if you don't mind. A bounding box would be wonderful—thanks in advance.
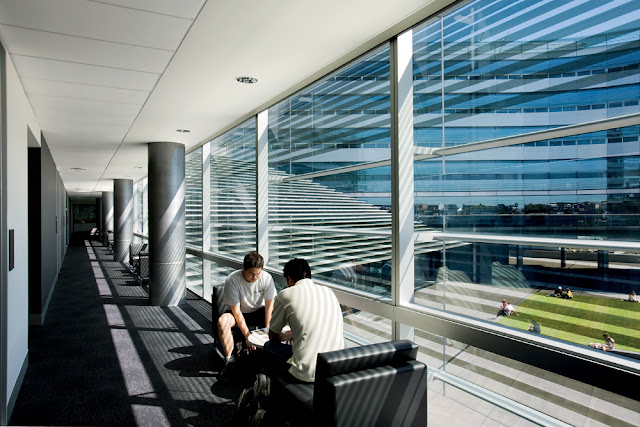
[265,258,344,382]
[218,252,276,367]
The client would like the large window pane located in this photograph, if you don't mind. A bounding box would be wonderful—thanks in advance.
[412,0,640,357]
[186,147,203,248]
[132,178,148,237]
[209,119,256,257]
[185,148,204,295]
[267,45,392,292]
[413,0,640,149]
[268,45,391,176]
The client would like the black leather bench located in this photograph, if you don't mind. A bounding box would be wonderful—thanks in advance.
[269,340,428,426]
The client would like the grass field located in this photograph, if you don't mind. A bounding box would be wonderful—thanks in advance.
[498,290,640,352]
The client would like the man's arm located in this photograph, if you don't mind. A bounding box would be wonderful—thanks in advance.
[268,296,285,343]
[268,329,281,343]
[264,298,274,328]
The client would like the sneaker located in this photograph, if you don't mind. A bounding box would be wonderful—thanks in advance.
[220,358,236,379]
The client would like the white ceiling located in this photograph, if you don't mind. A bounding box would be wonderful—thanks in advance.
[0,0,453,198]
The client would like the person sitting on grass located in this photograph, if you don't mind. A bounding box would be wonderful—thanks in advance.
[627,290,639,303]
[547,286,562,297]
[500,299,519,316]
[589,332,615,351]
[528,320,541,333]
[562,288,573,299]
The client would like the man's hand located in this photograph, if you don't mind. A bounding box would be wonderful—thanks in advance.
[279,330,293,343]
[244,332,256,351]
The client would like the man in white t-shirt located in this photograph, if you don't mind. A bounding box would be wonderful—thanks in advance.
[218,252,276,364]
[266,258,344,382]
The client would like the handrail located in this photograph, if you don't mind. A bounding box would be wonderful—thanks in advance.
[428,231,640,252]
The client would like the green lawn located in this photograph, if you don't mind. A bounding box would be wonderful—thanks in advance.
[498,290,640,352]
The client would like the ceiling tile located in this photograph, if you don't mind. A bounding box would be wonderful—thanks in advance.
[0,25,172,73]
[95,0,206,20]
[0,0,192,50]
[11,56,159,91]
[22,78,148,105]
[29,95,139,142]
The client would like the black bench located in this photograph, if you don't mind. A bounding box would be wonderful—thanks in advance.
[269,340,428,426]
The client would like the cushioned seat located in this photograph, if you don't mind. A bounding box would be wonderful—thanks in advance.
[128,243,147,271]
[271,340,427,427]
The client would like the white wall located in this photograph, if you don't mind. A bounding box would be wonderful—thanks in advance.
[4,51,32,411]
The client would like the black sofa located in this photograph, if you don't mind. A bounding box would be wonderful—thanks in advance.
[270,339,428,426]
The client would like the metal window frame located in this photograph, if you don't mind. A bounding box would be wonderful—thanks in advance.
[202,143,211,299]
[276,112,640,183]
[0,40,8,426]
[256,109,269,263]
[391,29,415,340]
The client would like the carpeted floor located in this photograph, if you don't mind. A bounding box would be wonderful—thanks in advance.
[9,238,250,426]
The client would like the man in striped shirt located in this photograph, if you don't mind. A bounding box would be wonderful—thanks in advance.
[266,258,344,382]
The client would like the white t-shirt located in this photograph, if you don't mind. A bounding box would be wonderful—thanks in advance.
[223,269,276,313]
[269,278,344,382]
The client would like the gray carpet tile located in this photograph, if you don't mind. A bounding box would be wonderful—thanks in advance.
[9,239,252,427]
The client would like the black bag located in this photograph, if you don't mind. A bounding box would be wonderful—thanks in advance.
[232,373,272,427]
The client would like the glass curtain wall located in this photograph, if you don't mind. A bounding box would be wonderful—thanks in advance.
[267,44,394,296]
[209,119,257,286]
[137,0,640,423]
[411,0,640,424]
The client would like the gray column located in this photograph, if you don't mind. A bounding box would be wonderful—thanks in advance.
[101,191,114,246]
[148,142,186,306]
[113,180,133,263]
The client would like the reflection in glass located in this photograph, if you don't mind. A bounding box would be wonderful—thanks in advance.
[417,328,638,426]
[340,304,391,346]
[209,119,256,258]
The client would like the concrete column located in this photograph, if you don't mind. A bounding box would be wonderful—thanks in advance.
[148,142,185,306]
[101,191,114,246]
[113,180,133,263]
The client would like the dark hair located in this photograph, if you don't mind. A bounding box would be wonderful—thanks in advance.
[283,258,311,283]
[243,252,264,270]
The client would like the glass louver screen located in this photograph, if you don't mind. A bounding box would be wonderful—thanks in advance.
[267,44,394,297]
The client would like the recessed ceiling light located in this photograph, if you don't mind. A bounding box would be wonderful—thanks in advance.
[236,76,258,84]
[176,129,191,133]
[134,166,143,169]
[70,167,87,171]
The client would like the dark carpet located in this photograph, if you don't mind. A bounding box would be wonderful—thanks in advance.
[9,238,251,426]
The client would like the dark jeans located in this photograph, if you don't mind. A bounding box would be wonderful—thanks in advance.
[264,340,295,380]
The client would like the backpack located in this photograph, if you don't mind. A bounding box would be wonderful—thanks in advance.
[232,373,272,427]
